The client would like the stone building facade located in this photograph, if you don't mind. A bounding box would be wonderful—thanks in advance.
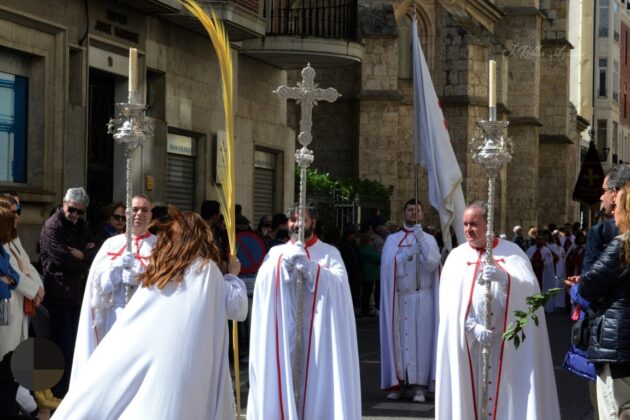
[290,0,585,234]
[0,0,298,256]
[0,0,586,257]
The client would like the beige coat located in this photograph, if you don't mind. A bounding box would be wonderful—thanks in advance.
[0,237,43,357]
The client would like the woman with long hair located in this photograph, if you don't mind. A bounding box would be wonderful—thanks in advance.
[567,182,630,418]
[53,207,247,419]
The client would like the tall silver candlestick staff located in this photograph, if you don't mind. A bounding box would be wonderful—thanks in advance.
[107,48,153,303]
[470,59,512,419]
[274,63,339,410]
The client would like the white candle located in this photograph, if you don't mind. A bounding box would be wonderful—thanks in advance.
[488,60,496,108]
[128,48,137,93]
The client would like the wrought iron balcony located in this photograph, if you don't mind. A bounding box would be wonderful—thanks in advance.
[242,0,362,69]
[265,0,358,40]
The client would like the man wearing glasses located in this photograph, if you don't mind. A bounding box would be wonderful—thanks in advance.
[39,187,96,398]
[70,195,155,386]
[566,164,630,416]
[583,166,627,273]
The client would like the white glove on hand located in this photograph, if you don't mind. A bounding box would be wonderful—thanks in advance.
[112,251,135,270]
[121,269,139,287]
[281,244,309,275]
[294,252,312,275]
[471,323,494,345]
[482,264,506,284]
[412,224,425,242]
[405,242,422,260]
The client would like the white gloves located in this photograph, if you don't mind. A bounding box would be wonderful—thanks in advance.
[121,269,139,287]
[403,225,425,261]
[482,264,506,284]
[466,317,494,345]
[112,251,135,270]
[471,323,494,345]
[281,244,316,279]
[412,224,424,242]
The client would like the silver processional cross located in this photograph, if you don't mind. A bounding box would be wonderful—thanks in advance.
[274,63,340,411]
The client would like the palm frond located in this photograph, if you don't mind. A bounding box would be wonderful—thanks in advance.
[180,0,236,257]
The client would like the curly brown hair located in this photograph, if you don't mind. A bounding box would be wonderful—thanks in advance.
[139,207,220,289]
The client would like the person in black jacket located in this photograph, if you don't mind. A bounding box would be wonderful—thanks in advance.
[39,187,96,398]
[568,180,630,419]
[582,167,621,274]
[338,223,363,312]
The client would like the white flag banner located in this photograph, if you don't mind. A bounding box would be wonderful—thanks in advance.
[412,16,466,250]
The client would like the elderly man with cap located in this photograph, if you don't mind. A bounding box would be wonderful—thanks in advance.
[512,225,526,252]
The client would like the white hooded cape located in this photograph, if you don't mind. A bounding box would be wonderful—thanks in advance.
[526,244,561,313]
[70,232,156,386]
[436,239,560,420]
[52,258,244,420]
[246,238,361,420]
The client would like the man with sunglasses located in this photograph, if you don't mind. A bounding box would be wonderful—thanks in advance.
[39,187,96,398]
[70,195,155,386]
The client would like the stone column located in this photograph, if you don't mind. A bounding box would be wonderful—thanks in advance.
[495,2,543,230]
[537,0,580,227]
[356,4,405,217]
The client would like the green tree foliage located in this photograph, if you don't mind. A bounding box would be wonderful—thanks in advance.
[297,167,393,201]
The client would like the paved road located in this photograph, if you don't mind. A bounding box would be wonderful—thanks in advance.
[356,311,595,420]
[236,311,595,419]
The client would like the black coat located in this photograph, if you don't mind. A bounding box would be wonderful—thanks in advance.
[578,236,630,364]
[582,218,618,275]
[39,208,96,305]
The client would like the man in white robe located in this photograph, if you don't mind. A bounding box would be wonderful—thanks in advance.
[379,199,440,402]
[247,202,361,420]
[548,231,567,310]
[436,202,560,420]
[71,195,155,385]
[526,234,560,313]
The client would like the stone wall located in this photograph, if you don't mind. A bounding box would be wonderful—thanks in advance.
[0,0,296,255]
[287,64,360,180]
[340,0,580,233]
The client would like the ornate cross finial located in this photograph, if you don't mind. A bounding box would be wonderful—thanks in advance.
[274,63,341,148]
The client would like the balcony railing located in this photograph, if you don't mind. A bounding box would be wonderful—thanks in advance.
[265,0,357,40]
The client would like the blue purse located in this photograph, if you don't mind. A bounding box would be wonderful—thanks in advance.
[562,316,596,381]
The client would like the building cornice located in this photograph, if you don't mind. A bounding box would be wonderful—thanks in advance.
[439,95,511,114]
[438,0,502,33]
[510,116,544,127]
[540,134,573,144]
[356,89,404,101]
[576,115,590,132]
[500,7,545,18]
[541,38,574,49]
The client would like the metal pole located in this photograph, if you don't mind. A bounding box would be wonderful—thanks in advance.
[107,87,153,305]
[471,109,511,419]
[274,64,340,412]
